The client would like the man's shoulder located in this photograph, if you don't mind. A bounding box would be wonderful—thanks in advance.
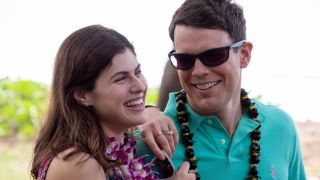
[254,100,297,132]
[163,92,178,118]
[254,99,292,119]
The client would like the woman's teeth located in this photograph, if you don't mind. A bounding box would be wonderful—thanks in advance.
[125,98,143,107]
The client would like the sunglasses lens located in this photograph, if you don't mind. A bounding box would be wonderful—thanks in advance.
[169,46,230,70]
[151,155,175,179]
[170,54,195,70]
[200,47,229,67]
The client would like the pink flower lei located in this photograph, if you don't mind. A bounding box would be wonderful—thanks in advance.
[105,133,157,180]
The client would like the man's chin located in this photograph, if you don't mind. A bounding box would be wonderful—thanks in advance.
[188,98,217,115]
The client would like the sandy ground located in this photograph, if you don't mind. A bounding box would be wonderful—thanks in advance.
[296,121,320,179]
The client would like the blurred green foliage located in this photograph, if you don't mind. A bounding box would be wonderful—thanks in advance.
[146,88,159,105]
[0,78,48,138]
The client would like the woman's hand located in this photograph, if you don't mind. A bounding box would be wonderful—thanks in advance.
[172,162,196,180]
[140,107,179,160]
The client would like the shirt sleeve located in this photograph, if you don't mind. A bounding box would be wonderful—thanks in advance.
[288,124,306,180]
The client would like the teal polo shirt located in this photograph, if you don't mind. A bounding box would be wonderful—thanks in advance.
[136,93,306,180]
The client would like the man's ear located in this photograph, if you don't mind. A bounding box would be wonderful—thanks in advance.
[73,89,90,106]
[240,42,253,68]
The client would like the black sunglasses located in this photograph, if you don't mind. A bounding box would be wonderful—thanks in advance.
[168,40,246,70]
[151,151,175,179]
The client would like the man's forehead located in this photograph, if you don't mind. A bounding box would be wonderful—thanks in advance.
[173,26,232,53]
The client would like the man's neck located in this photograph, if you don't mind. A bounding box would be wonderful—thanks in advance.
[215,97,243,138]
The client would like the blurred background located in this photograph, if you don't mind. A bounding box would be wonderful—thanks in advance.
[0,0,319,179]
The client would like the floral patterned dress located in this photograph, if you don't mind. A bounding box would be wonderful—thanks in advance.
[37,135,157,180]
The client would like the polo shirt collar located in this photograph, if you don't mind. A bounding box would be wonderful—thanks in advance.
[231,101,265,147]
[166,93,219,132]
[183,102,265,139]
[184,103,220,132]
[166,93,265,135]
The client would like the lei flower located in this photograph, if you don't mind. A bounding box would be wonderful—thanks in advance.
[105,134,157,180]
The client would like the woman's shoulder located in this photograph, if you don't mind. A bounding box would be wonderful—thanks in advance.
[45,148,105,180]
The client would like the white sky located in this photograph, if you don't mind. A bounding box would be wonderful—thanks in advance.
[1,0,319,122]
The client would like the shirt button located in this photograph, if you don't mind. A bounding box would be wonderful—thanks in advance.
[220,139,226,144]
[207,119,213,124]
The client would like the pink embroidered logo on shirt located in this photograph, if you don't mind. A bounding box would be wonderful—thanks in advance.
[270,167,276,179]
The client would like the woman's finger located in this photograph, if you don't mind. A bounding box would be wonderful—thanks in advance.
[141,128,165,160]
[154,130,172,158]
[173,162,196,180]
[166,119,179,147]
[141,107,175,160]
[176,161,190,174]
[163,129,175,157]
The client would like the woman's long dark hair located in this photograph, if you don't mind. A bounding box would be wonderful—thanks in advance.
[31,25,135,178]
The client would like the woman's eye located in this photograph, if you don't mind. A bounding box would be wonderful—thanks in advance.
[114,77,125,82]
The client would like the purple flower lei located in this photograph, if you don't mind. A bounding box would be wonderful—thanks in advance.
[105,134,157,180]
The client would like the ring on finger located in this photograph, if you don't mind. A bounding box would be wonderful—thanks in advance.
[189,169,197,174]
[155,131,163,138]
[164,130,174,136]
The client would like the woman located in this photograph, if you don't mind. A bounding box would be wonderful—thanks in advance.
[31,25,195,180]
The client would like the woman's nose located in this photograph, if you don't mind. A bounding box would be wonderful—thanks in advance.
[131,77,146,93]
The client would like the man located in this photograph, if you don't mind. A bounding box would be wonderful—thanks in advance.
[138,0,306,179]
